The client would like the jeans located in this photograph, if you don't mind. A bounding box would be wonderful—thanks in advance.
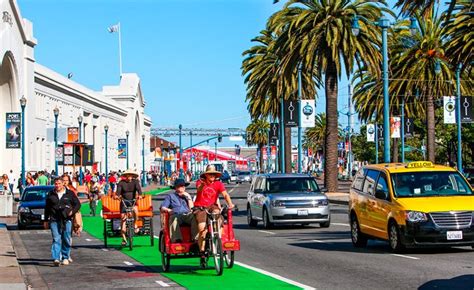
[50,220,72,261]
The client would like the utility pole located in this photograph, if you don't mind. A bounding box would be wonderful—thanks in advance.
[347,85,353,178]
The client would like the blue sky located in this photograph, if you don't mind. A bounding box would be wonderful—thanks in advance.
[19,0,402,146]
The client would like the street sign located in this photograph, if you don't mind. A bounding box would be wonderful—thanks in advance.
[405,118,414,137]
[55,147,63,162]
[284,100,299,127]
[337,142,345,150]
[461,96,473,123]
[301,99,315,127]
[366,124,375,142]
[269,123,279,146]
[443,96,456,124]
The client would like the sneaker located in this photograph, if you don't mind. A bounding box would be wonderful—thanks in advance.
[67,258,73,263]
[53,260,61,267]
[62,259,69,265]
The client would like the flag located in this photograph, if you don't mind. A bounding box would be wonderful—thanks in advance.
[108,23,119,33]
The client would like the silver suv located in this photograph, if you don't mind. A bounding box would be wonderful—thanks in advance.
[247,174,330,228]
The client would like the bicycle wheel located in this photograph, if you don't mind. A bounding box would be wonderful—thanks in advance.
[224,251,234,268]
[159,231,170,272]
[127,219,134,251]
[103,220,108,248]
[212,234,224,276]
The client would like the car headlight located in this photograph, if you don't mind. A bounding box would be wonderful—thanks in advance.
[405,211,428,223]
[18,207,30,213]
[318,199,329,206]
[271,200,285,208]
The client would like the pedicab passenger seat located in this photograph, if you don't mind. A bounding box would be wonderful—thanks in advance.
[137,195,153,217]
[101,195,121,219]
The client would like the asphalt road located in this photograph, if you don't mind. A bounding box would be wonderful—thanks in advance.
[150,182,474,290]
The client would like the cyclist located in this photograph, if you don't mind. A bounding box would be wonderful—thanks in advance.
[193,165,234,256]
[115,169,142,246]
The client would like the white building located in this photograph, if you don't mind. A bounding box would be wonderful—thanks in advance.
[0,0,152,178]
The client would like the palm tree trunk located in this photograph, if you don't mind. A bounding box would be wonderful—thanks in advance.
[426,92,436,162]
[324,61,339,192]
[284,126,292,173]
[258,145,264,173]
[392,138,399,163]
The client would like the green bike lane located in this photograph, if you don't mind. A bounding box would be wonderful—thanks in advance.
[80,199,306,289]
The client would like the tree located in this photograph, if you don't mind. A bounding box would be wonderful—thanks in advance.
[445,0,473,70]
[268,0,389,192]
[246,119,270,173]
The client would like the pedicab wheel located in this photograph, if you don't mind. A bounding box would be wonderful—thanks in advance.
[212,235,224,276]
[128,223,134,251]
[149,219,154,246]
[103,220,108,248]
[159,231,170,272]
[224,251,234,268]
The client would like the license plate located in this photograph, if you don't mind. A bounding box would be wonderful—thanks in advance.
[297,210,308,216]
[41,215,44,220]
[447,231,463,240]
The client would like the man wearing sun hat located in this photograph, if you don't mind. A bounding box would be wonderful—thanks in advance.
[160,178,197,243]
[194,165,234,255]
[115,169,142,246]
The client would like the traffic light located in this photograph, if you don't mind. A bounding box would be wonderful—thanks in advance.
[218,134,222,142]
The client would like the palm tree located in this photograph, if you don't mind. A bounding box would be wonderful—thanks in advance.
[246,119,270,173]
[268,0,389,192]
[395,0,458,19]
[445,0,473,70]
[242,28,319,173]
[304,113,327,153]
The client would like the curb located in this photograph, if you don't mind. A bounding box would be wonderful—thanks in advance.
[328,198,349,206]
[0,224,28,290]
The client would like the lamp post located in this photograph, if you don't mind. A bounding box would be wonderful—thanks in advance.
[297,63,303,173]
[352,16,418,164]
[178,124,183,178]
[78,115,83,184]
[104,125,109,179]
[20,96,27,189]
[142,134,146,187]
[190,130,193,178]
[53,107,59,176]
[214,142,217,161]
[125,130,130,169]
[455,63,463,173]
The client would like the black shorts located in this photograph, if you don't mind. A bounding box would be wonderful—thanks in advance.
[120,199,136,213]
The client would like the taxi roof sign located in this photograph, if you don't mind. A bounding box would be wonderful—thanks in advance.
[406,161,434,169]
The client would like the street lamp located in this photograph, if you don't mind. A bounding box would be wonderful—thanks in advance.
[78,115,83,184]
[352,15,418,163]
[178,124,184,178]
[20,96,27,189]
[190,130,193,179]
[104,124,109,178]
[297,63,303,173]
[142,134,146,187]
[53,107,59,176]
[125,130,130,169]
[455,63,463,173]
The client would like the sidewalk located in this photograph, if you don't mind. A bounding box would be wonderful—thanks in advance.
[326,191,349,205]
[0,216,27,290]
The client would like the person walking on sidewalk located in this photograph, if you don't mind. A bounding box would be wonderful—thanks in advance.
[44,177,81,266]
[160,178,197,243]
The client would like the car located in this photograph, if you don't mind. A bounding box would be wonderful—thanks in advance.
[16,185,53,230]
[349,161,474,253]
[230,171,238,182]
[236,171,252,184]
[464,167,474,187]
[247,174,330,228]
[220,170,231,184]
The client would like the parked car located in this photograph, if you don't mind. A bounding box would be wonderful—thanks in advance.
[236,171,252,184]
[230,171,238,182]
[16,186,53,230]
[220,170,231,184]
[349,161,474,252]
[247,174,330,228]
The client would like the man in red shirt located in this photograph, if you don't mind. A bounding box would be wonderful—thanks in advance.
[193,165,234,254]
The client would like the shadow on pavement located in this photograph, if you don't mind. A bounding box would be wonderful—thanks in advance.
[418,275,474,290]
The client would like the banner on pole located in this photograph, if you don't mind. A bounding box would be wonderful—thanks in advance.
[6,112,21,148]
[269,123,279,146]
[366,124,375,142]
[405,118,414,137]
[118,138,127,159]
[262,147,267,160]
[377,124,384,140]
[284,100,299,127]
[461,96,473,123]
[271,146,277,160]
[301,100,315,127]
[443,96,456,124]
[390,117,401,138]
[67,127,79,142]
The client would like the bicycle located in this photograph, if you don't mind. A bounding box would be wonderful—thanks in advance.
[121,198,137,250]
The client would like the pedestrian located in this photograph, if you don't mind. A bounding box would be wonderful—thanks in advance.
[7,170,15,194]
[26,172,35,187]
[88,177,100,216]
[44,177,81,266]
[62,174,82,236]
[160,178,197,243]
[37,171,48,186]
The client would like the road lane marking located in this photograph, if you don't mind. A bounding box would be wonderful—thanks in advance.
[123,261,134,266]
[85,238,92,241]
[391,254,419,260]
[154,235,160,239]
[101,248,109,252]
[156,281,170,287]
[235,261,316,290]
[312,239,327,243]
[332,223,350,227]
[258,230,276,235]
[228,183,240,194]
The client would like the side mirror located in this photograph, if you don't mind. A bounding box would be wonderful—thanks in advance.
[320,188,328,193]
[375,189,388,200]
[253,189,263,193]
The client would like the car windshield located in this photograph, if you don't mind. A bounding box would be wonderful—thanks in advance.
[265,178,320,193]
[239,172,250,176]
[391,171,473,198]
[22,190,49,202]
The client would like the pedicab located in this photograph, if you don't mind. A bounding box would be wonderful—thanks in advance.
[101,194,155,250]
[158,206,240,276]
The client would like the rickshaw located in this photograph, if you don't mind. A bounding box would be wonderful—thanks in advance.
[101,194,154,250]
[158,206,240,276]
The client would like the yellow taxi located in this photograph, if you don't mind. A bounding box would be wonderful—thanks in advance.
[348,161,474,252]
